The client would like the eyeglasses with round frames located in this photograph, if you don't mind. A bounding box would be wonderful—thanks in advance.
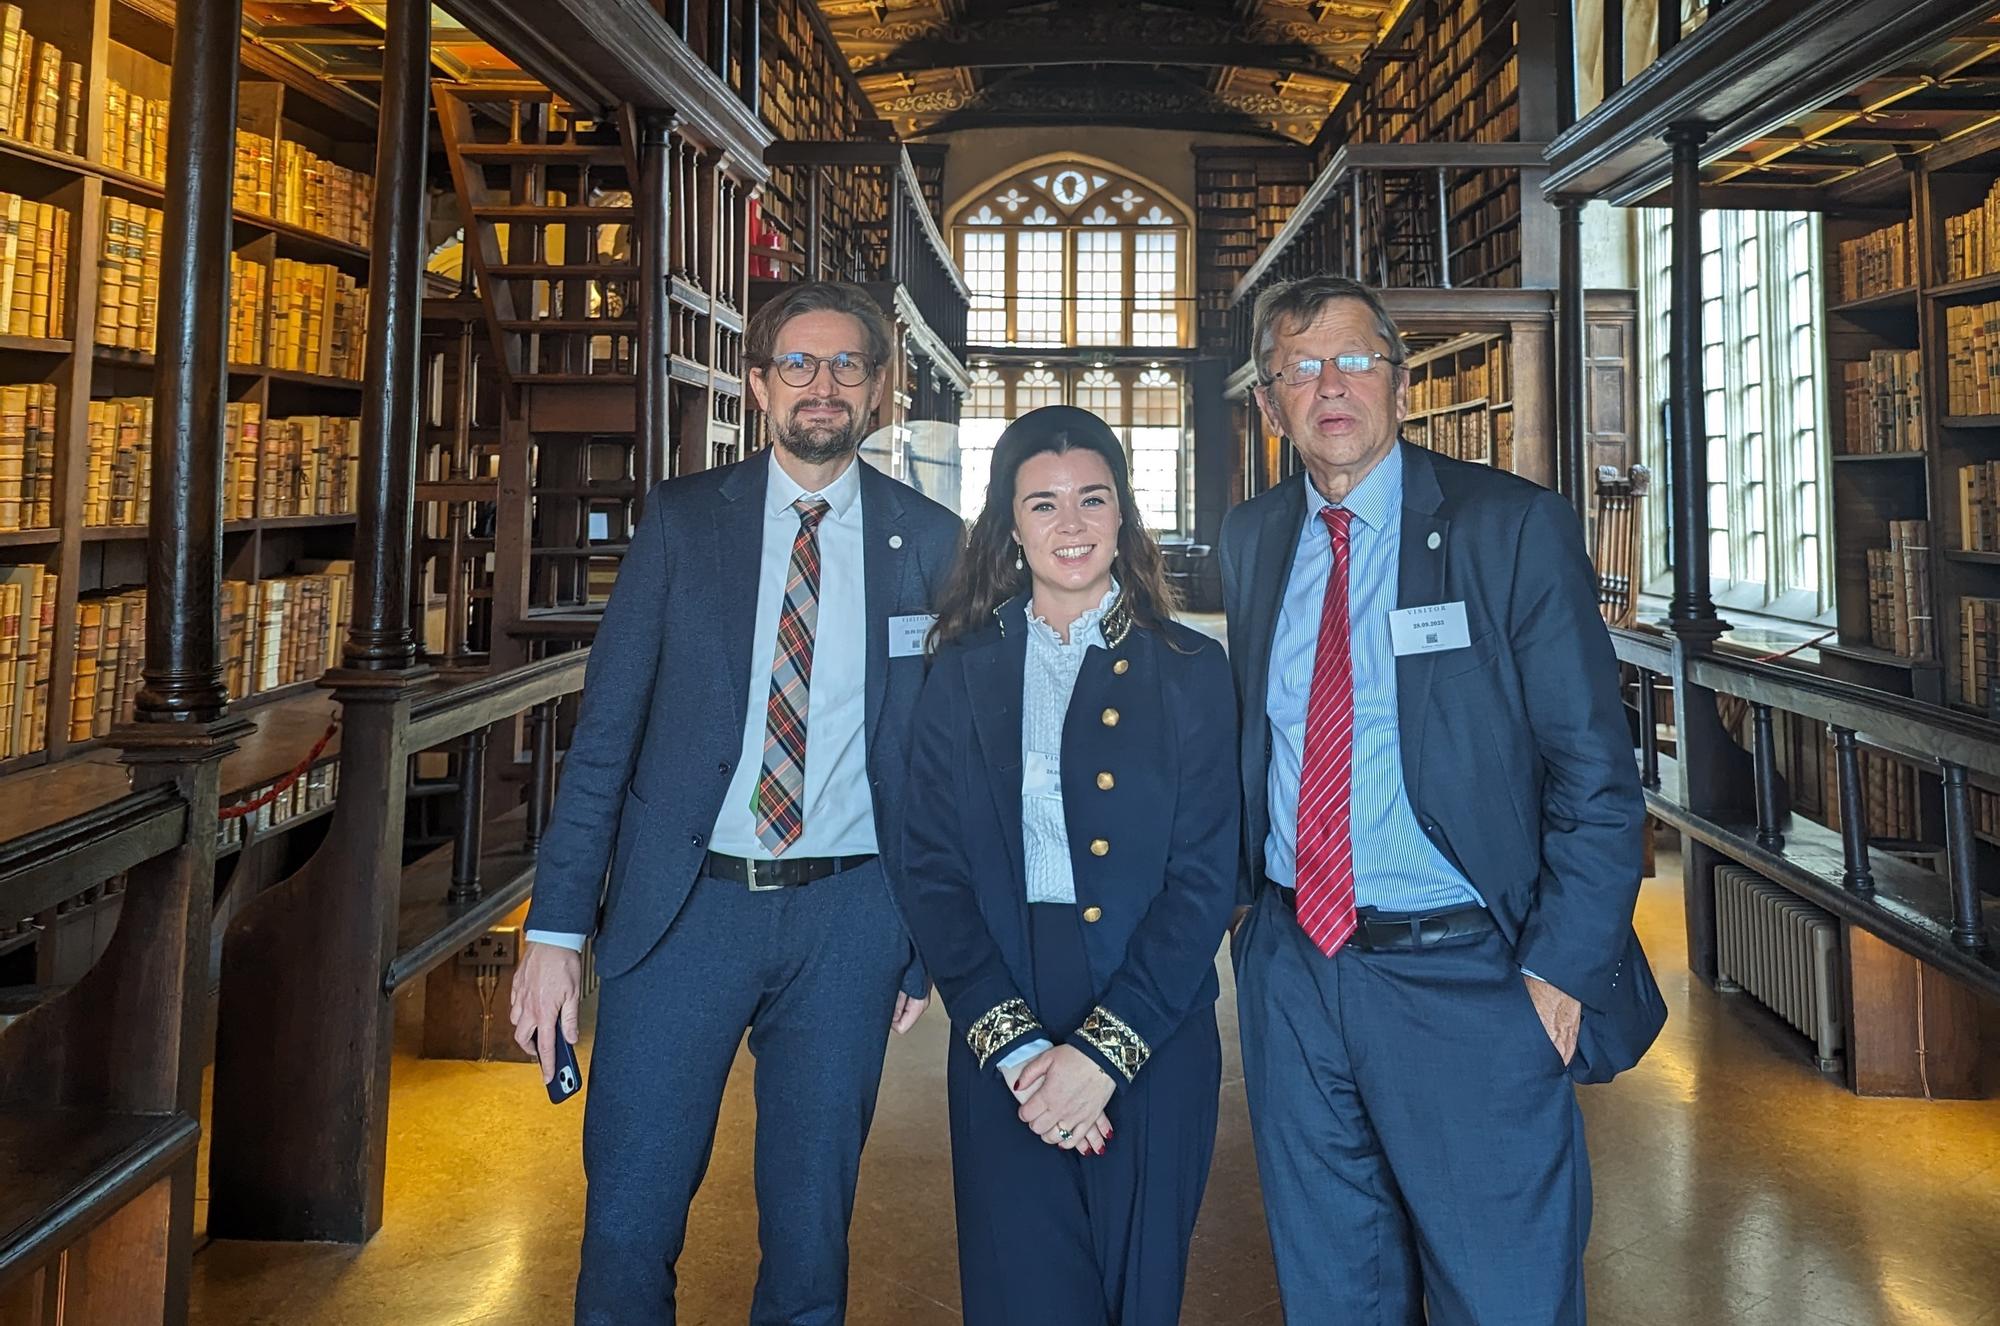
[765,351,875,388]
[1261,352,1399,388]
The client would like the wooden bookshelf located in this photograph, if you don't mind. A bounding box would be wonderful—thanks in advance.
[1401,331,1515,469]
[1194,147,1310,353]
[0,0,387,784]
[1795,125,2000,713]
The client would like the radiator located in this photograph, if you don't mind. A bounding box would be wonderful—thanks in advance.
[1713,865,1845,1070]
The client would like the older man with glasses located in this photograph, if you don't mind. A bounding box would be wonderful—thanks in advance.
[512,280,965,1324]
[1219,274,1667,1325]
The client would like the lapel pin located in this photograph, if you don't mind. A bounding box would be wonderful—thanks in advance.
[889,534,904,549]
[1427,532,1441,550]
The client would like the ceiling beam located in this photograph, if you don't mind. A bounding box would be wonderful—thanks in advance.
[834,9,1367,83]
[861,39,1361,80]
[876,72,1325,138]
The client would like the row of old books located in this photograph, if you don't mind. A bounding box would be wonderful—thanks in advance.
[1958,595,2000,709]
[258,415,361,518]
[1835,220,1916,303]
[2,189,71,340]
[274,141,372,247]
[102,78,170,184]
[82,397,153,526]
[93,197,162,352]
[1978,786,2000,842]
[88,398,359,527]
[1837,350,1923,454]
[66,586,143,742]
[1944,179,2000,283]
[230,131,373,249]
[225,401,262,520]
[216,760,340,852]
[1867,520,1934,659]
[221,565,352,700]
[269,258,367,380]
[230,253,268,365]
[234,130,275,220]
[65,566,355,741]
[0,562,55,759]
[0,381,55,531]
[1404,406,1492,464]
[1958,461,2000,552]
[1943,300,2000,416]
[1409,342,1511,413]
[1818,736,1923,841]
[95,202,366,377]
[0,8,80,155]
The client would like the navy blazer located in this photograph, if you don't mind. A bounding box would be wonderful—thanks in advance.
[525,454,965,985]
[898,596,1240,1090]
[1219,442,1667,1084]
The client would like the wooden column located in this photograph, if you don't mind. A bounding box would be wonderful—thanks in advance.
[1557,198,1587,522]
[1554,0,1578,132]
[740,0,761,115]
[1664,123,1722,639]
[208,0,432,1245]
[136,0,242,723]
[1507,313,1555,490]
[345,0,431,671]
[636,114,673,508]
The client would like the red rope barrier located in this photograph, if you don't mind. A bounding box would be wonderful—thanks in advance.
[218,720,341,821]
[1739,628,1837,665]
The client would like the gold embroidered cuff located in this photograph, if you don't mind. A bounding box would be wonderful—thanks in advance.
[1076,1006,1150,1083]
[966,998,1041,1070]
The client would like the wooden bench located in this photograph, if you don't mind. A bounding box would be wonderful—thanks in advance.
[0,734,234,1323]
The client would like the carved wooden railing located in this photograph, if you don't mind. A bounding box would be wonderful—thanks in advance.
[1614,627,1998,1001]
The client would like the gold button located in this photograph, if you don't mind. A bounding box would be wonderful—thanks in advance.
[1082,906,1103,923]
[1096,771,1115,791]
[1101,707,1120,727]
[1090,838,1110,856]
[1113,659,1130,675]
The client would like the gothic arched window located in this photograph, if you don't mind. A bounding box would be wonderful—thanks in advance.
[950,161,1189,350]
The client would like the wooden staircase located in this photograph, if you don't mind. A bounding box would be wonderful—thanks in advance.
[436,87,648,659]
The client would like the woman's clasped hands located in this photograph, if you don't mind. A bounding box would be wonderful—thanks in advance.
[1009,1044,1115,1156]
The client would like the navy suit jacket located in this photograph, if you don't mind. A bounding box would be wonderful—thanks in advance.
[1219,442,1666,1083]
[898,598,1240,1089]
[525,454,965,986]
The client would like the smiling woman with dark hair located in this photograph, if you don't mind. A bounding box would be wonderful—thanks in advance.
[897,404,1240,1325]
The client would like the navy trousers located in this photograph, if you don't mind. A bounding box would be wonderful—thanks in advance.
[949,903,1220,1326]
[575,862,909,1326]
[1235,888,1591,1326]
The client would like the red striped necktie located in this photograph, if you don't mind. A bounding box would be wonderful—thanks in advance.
[1294,505,1357,957]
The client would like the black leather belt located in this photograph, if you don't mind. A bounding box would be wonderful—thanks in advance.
[703,851,876,891]
[1271,882,1493,951]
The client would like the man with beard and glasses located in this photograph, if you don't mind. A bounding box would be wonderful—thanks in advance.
[512,281,965,1324]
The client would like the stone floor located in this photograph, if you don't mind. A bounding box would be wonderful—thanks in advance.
[188,849,2000,1325]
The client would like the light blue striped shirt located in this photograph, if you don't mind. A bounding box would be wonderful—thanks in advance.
[1262,444,1482,914]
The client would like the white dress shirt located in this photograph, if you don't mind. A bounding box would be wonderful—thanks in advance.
[526,450,877,952]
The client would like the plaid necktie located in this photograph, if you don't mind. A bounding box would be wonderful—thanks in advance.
[755,496,833,855]
[1295,506,1357,957]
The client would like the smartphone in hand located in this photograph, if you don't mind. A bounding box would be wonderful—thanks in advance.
[535,1029,584,1105]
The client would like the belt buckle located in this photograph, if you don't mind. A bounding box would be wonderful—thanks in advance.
[746,859,786,892]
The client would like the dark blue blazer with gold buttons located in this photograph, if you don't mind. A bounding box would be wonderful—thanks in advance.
[898,593,1240,1090]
